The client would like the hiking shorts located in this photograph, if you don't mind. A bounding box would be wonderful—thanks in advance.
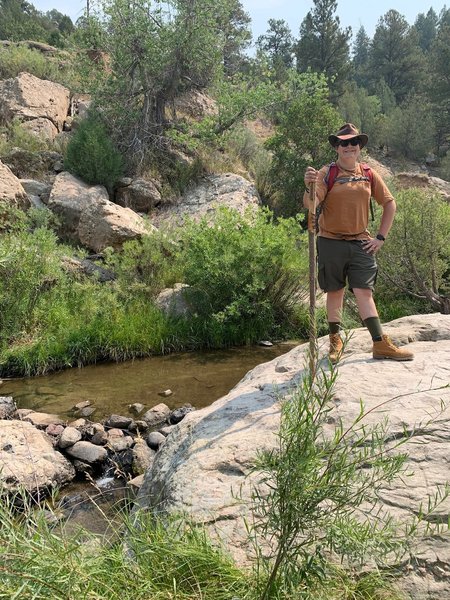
[317,237,378,293]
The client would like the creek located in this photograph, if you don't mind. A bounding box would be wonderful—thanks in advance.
[1,343,299,533]
[1,342,298,420]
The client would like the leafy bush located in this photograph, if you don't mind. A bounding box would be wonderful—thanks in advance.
[0,226,64,345]
[0,118,50,155]
[0,44,76,86]
[266,74,341,216]
[177,207,309,338]
[64,114,124,192]
[377,188,450,314]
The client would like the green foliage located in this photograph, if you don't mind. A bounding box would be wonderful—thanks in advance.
[0,0,73,46]
[177,207,309,338]
[256,19,294,82]
[64,114,123,192]
[0,118,49,155]
[0,501,250,599]
[337,82,386,147]
[384,95,435,159]
[369,10,426,103]
[0,226,63,344]
[265,73,341,216]
[377,188,450,314]
[295,0,352,100]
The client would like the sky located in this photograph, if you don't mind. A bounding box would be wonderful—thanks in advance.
[32,0,449,44]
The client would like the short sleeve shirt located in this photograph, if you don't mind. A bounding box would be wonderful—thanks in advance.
[303,163,394,240]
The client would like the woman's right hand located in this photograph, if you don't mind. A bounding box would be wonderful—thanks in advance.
[304,166,318,188]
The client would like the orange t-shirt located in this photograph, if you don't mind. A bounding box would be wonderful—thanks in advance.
[303,163,394,240]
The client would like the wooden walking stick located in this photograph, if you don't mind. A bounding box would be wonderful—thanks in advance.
[308,181,318,376]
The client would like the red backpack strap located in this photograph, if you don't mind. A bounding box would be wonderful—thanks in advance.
[324,162,338,191]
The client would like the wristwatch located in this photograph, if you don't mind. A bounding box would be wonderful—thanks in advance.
[376,233,386,241]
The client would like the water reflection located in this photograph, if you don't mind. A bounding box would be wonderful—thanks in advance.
[2,343,298,419]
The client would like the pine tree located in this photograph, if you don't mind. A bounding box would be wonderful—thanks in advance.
[413,8,438,52]
[352,26,371,87]
[369,10,425,103]
[294,0,351,100]
[256,19,294,80]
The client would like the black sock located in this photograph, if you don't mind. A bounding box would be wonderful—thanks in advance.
[328,322,341,335]
[363,317,383,341]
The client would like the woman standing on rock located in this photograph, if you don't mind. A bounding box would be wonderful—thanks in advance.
[303,123,414,363]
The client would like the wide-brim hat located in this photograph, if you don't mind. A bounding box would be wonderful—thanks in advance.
[328,123,368,148]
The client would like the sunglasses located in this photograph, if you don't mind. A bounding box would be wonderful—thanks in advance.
[338,138,360,147]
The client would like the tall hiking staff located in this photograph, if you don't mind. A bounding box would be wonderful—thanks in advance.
[308,182,318,376]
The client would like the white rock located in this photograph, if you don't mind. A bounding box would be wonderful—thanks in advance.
[138,314,450,596]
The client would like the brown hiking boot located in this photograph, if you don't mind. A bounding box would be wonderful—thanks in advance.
[372,335,414,361]
[329,333,343,364]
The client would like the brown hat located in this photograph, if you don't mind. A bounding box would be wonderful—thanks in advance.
[328,123,368,148]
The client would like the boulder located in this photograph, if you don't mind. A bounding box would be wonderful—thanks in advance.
[0,72,70,132]
[22,411,65,429]
[104,414,133,430]
[146,431,166,451]
[169,404,195,425]
[20,117,58,140]
[0,420,75,493]
[0,160,30,211]
[152,173,260,227]
[137,314,450,597]
[60,256,116,283]
[58,426,82,449]
[19,179,52,201]
[47,172,106,243]
[132,438,155,475]
[155,284,191,318]
[66,441,108,464]
[394,172,450,202]
[78,194,152,252]
[115,177,162,213]
[173,90,218,120]
[142,403,171,428]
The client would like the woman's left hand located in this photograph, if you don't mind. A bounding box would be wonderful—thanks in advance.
[362,237,384,254]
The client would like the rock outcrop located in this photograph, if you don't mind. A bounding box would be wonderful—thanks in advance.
[0,72,70,132]
[48,172,152,251]
[152,173,261,227]
[138,313,450,599]
[115,177,163,213]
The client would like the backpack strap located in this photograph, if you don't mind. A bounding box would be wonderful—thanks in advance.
[360,163,375,221]
[324,162,339,191]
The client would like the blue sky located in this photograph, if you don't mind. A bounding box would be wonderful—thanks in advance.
[32,0,449,43]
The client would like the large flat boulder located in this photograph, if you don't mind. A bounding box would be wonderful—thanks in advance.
[138,313,450,598]
[0,72,70,132]
[0,420,75,493]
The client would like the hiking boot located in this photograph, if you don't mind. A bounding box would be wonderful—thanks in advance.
[329,333,343,364]
[372,335,414,361]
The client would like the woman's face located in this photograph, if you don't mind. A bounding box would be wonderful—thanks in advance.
[336,138,361,162]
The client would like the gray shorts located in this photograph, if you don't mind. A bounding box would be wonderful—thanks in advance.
[317,237,378,292]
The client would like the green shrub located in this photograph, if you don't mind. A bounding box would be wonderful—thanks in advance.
[0,44,77,87]
[0,118,50,155]
[177,207,309,339]
[0,226,64,345]
[64,114,124,192]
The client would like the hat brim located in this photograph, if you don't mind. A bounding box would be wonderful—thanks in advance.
[329,133,368,148]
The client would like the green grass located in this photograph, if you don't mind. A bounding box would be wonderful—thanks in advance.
[0,496,407,600]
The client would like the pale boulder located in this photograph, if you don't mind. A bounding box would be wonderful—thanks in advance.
[0,72,70,132]
[152,173,260,227]
[20,117,58,140]
[138,314,450,597]
[78,196,152,252]
[0,420,75,493]
[115,177,162,213]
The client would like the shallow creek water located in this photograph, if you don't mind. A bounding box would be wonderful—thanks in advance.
[1,342,298,420]
[2,343,299,533]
